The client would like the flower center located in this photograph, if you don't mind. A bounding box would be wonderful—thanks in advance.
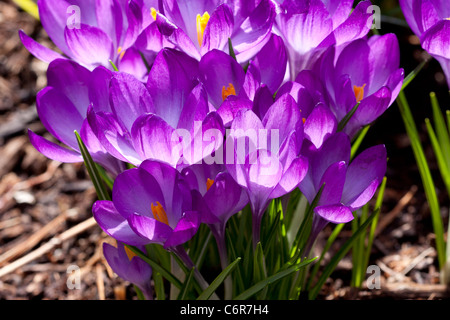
[117,46,126,60]
[196,12,210,47]
[206,178,214,191]
[124,245,137,261]
[151,201,169,225]
[353,84,366,103]
[151,7,158,20]
[222,83,236,101]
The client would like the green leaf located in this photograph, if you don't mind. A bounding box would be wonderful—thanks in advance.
[177,267,196,300]
[396,91,446,269]
[337,102,360,132]
[351,125,370,160]
[234,257,316,300]
[228,38,237,61]
[309,210,379,300]
[430,92,450,166]
[401,58,430,91]
[197,257,241,300]
[74,131,110,201]
[253,242,268,299]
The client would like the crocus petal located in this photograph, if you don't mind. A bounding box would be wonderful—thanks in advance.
[314,204,354,224]
[87,108,142,164]
[270,156,308,199]
[93,200,150,246]
[177,83,210,132]
[109,72,154,131]
[342,145,387,209]
[318,161,347,206]
[163,211,201,249]
[147,49,199,127]
[131,114,180,167]
[328,0,373,47]
[128,214,174,245]
[346,86,391,137]
[203,172,249,224]
[199,49,246,108]
[112,167,165,220]
[102,242,152,293]
[19,30,65,63]
[421,19,450,60]
[231,0,276,63]
[28,130,82,163]
[36,87,84,150]
[201,3,234,55]
[64,24,114,68]
[38,0,73,56]
[241,62,261,101]
[95,0,124,49]
[252,33,287,93]
[252,85,274,120]
[304,103,337,149]
[217,96,253,127]
[89,66,114,113]
[118,47,151,82]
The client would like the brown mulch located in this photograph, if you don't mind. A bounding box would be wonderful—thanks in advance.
[0,0,449,300]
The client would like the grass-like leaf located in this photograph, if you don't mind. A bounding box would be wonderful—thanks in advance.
[234,257,317,300]
[74,131,110,201]
[197,257,241,300]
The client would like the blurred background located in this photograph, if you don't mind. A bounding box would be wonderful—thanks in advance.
[0,0,449,299]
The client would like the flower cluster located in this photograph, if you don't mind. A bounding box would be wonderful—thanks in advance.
[22,0,406,299]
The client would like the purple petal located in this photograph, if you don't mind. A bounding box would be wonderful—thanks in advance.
[131,114,180,167]
[252,85,274,120]
[89,66,114,113]
[318,161,347,206]
[421,19,450,60]
[112,167,165,219]
[342,145,387,209]
[314,204,354,224]
[231,0,276,62]
[64,24,114,68]
[177,83,210,132]
[128,214,174,245]
[28,130,82,163]
[19,30,65,63]
[252,33,287,93]
[118,47,151,82]
[93,200,150,246]
[95,0,124,49]
[203,171,248,224]
[147,49,199,127]
[270,156,308,199]
[109,72,154,131]
[217,95,253,127]
[199,49,246,108]
[201,3,234,55]
[304,103,337,149]
[163,211,201,248]
[36,87,84,150]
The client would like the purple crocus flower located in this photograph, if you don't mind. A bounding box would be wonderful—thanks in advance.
[19,0,157,78]
[274,0,374,80]
[27,59,124,175]
[87,49,225,168]
[299,131,387,251]
[400,0,450,88]
[198,41,287,125]
[93,160,201,249]
[226,93,309,246]
[154,0,276,63]
[103,242,153,300]
[181,162,248,298]
[315,34,404,137]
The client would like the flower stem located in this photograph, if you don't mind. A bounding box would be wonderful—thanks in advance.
[210,224,232,300]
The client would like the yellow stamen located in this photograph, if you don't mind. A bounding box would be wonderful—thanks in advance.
[445,17,450,20]
[196,12,210,47]
[221,83,236,101]
[353,84,366,103]
[151,201,169,225]
[151,7,158,20]
[124,245,137,261]
[206,178,214,191]
[117,46,126,60]
[302,117,306,124]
